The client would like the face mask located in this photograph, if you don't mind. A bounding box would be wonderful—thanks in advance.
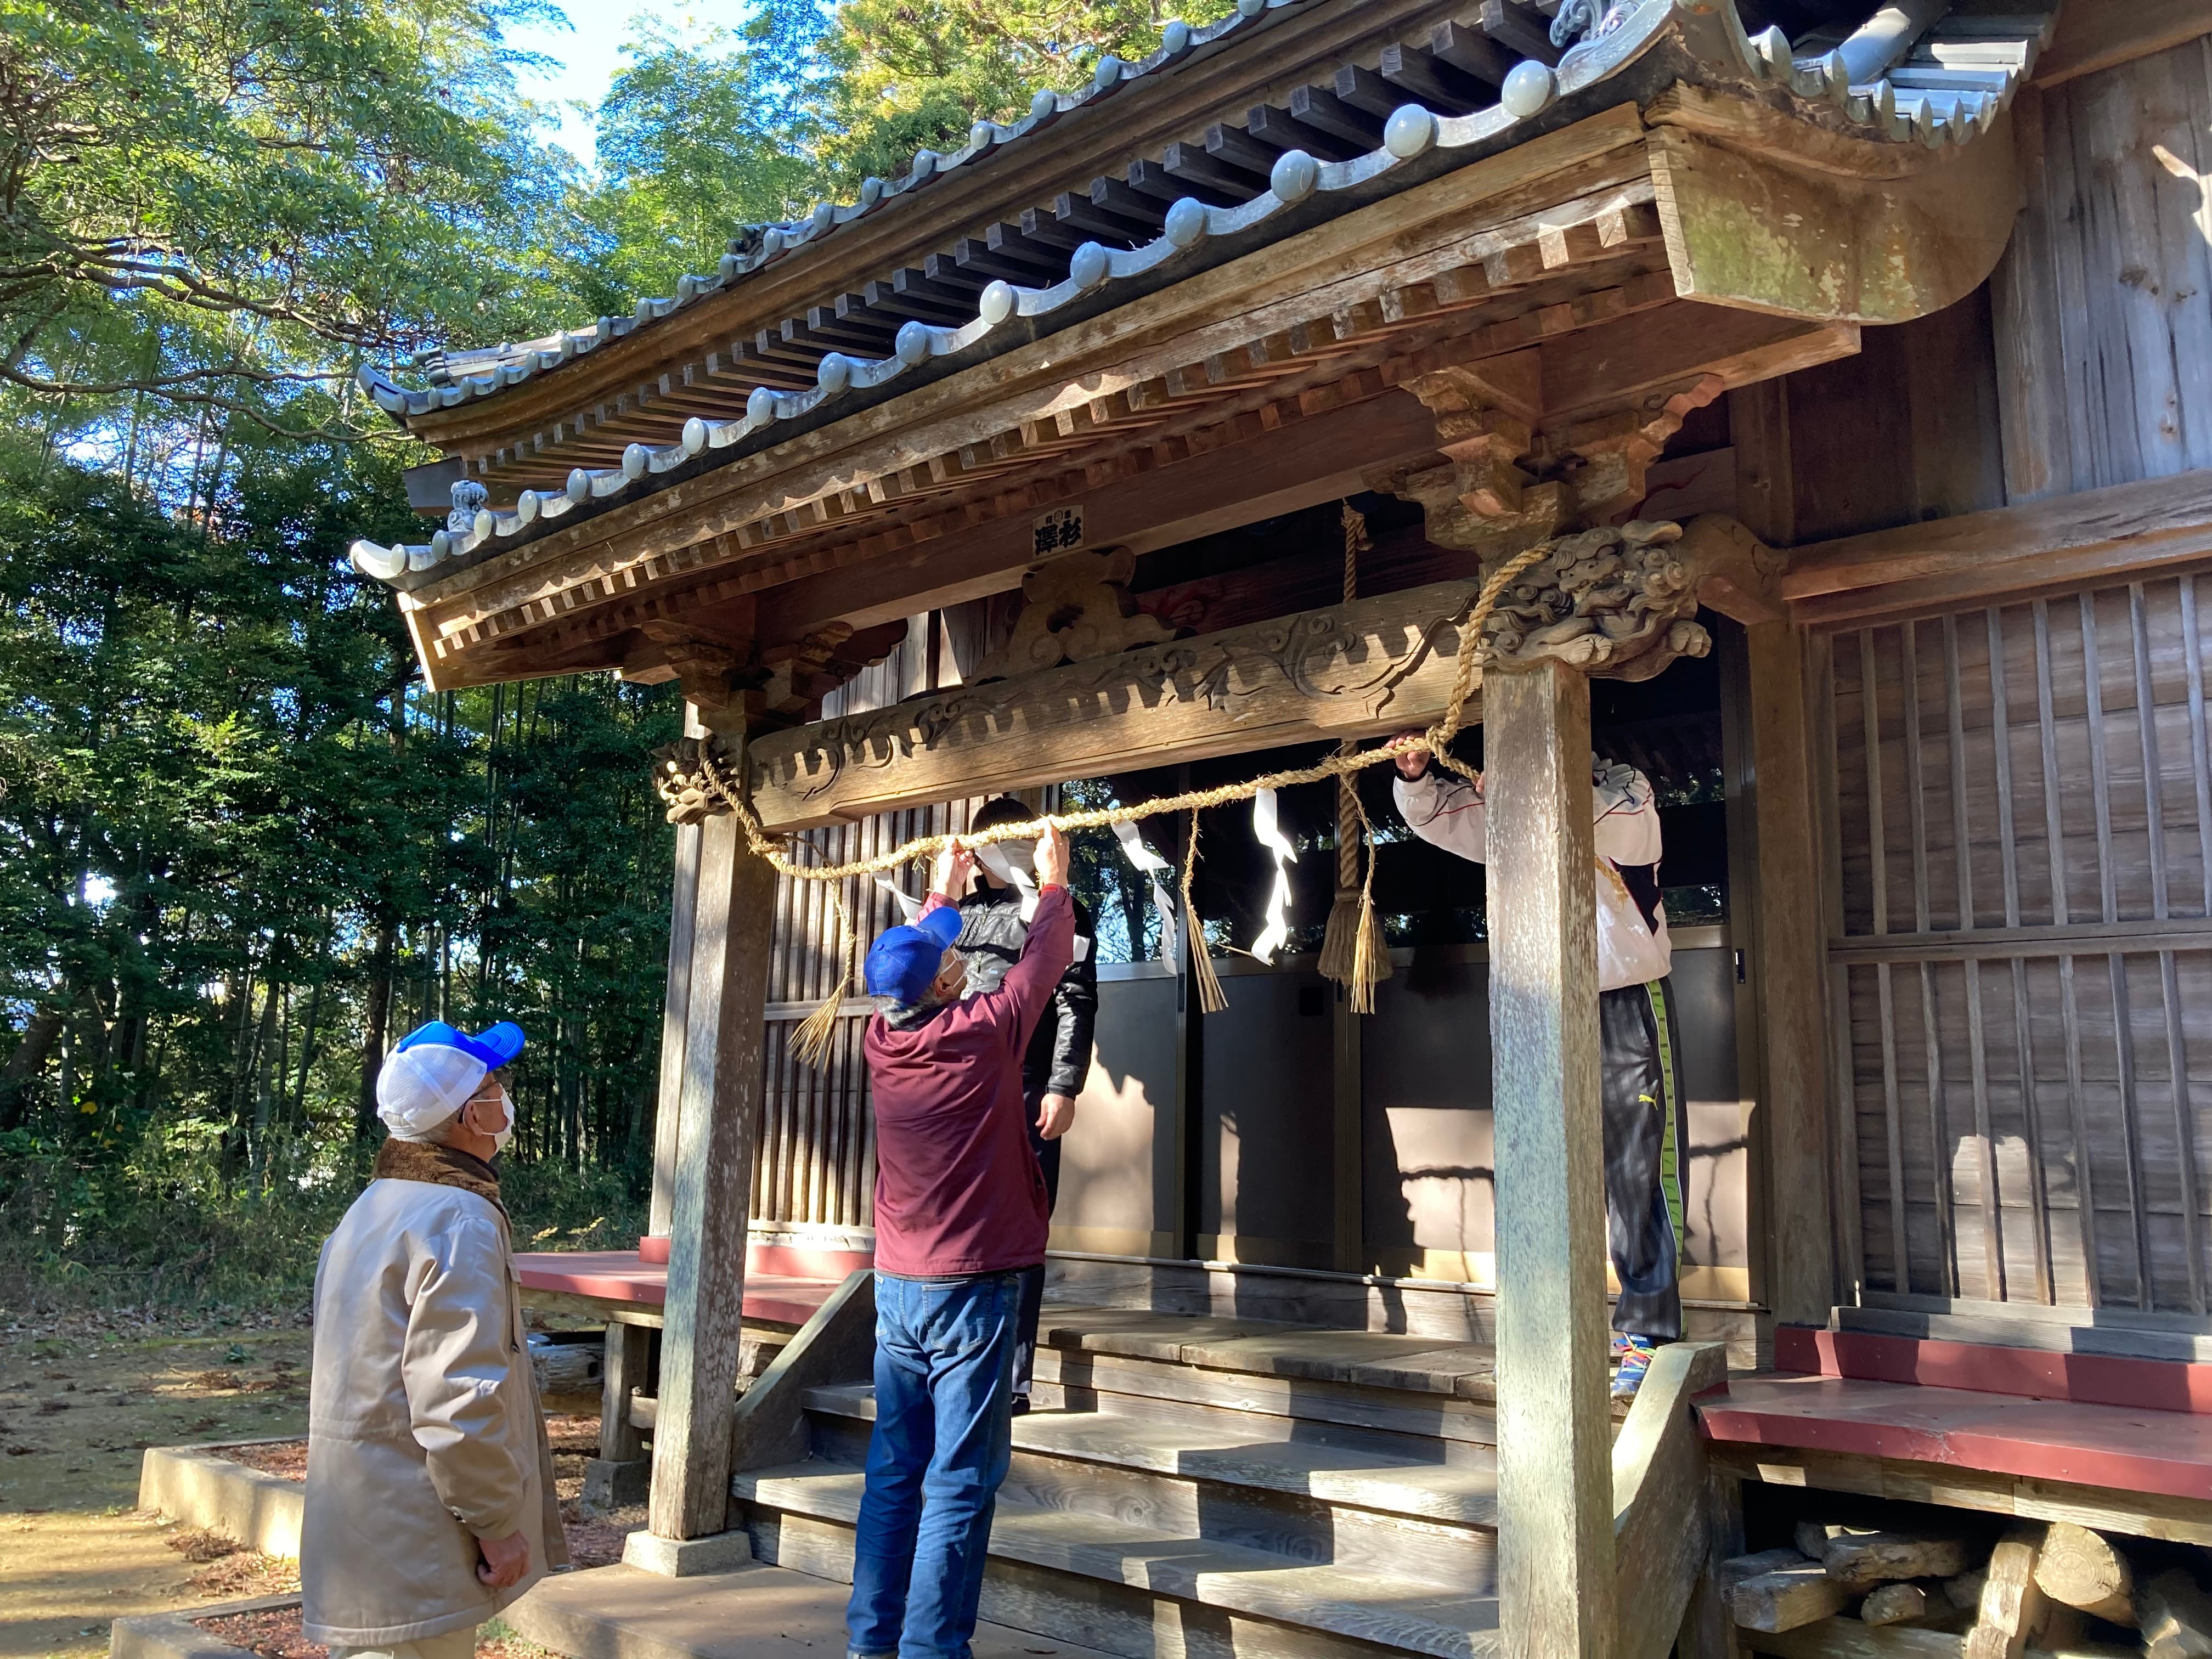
[483,1085,515,1155]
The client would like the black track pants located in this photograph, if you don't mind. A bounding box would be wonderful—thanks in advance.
[1599,977,1685,1342]
[1011,1118,1062,1397]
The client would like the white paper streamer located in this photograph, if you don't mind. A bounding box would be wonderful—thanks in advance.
[1249,788,1297,964]
[1113,819,1171,872]
[1111,820,1179,963]
[974,840,1040,921]
[873,876,923,923]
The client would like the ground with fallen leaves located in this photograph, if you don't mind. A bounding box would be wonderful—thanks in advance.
[0,1308,637,1659]
[0,1306,313,1658]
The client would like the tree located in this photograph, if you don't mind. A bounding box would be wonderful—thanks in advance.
[802,0,1238,190]
[0,0,578,436]
[571,9,828,311]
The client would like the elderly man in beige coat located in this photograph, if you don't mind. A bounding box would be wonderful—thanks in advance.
[304,1020,566,1659]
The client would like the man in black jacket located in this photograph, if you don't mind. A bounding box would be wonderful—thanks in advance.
[952,795,1098,1413]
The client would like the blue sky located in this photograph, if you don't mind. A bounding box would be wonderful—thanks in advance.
[507,1,757,166]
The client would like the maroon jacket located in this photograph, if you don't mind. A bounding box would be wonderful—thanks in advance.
[865,886,1075,1277]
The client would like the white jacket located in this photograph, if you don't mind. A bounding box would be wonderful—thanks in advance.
[302,1175,565,1646]
[1393,760,1673,991]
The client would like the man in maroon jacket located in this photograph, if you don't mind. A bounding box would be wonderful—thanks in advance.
[847,821,1074,1659]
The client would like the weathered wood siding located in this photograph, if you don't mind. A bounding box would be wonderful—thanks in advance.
[1994,37,2212,503]
[1820,572,2212,1312]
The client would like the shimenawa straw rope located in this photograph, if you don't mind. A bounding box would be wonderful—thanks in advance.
[682,535,1551,1057]
[1314,501,1392,1012]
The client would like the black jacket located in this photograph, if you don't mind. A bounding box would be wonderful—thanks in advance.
[953,882,1097,1102]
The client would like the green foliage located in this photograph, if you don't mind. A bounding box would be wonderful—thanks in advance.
[0,0,579,437]
[804,0,1238,191]
[571,9,827,308]
[1,0,1261,1314]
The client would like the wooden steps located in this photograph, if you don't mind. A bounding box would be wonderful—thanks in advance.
[728,1305,1506,1659]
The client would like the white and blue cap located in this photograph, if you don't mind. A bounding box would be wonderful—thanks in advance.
[377,1020,526,1141]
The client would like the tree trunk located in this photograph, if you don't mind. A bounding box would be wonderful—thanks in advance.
[0,1007,65,1129]
[357,922,396,1141]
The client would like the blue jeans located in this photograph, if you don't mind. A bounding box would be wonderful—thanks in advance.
[845,1270,1023,1659]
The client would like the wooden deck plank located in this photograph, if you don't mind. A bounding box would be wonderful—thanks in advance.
[1699,1374,2212,1499]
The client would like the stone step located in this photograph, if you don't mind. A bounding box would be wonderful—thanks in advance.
[733,1460,1500,1659]
[506,1560,1134,1659]
[1036,1307,1499,1404]
[804,1384,1500,1530]
[1029,1344,1500,1447]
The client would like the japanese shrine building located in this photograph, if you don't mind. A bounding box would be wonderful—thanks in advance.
[347,0,2212,1653]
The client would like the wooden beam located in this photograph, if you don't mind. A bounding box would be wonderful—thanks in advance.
[755,388,1447,637]
[744,578,1487,831]
[1645,96,2019,325]
[1781,469,2212,626]
[1613,1342,1731,1659]
[1537,304,1857,421]
[647,806,776,1541]
[2034,0,2212,86]
[1487,659,1615,1659]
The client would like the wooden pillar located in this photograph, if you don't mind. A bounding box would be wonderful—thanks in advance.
[1733,622,1837,1325]
[1726,383,1837,1325]
[1486,661,1615,1659]
[648,819,703,1238]
[648,802,776,1539]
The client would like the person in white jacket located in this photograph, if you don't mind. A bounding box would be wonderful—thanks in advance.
[303,1020,566,1659]
[1391,735,1685,1399]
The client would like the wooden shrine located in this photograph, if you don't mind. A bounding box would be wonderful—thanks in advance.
[349,0,2212,1655]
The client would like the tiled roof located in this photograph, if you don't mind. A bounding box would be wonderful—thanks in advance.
[351,0,2055,586]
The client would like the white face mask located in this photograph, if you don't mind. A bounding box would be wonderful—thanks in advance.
[479,1085,515,1155]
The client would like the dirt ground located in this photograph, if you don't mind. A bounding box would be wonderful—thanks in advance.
[0,1308,313,1658]
[0,1310,638,1659]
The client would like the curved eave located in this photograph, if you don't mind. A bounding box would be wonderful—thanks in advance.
[351,0,2053,591]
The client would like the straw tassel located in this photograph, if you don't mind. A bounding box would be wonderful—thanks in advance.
[791,875,857,1067]
[1180,809,1228,1015]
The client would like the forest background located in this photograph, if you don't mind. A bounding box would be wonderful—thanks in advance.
[0,0,1234,1312]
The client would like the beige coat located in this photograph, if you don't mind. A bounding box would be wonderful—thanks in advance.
[302,1175,567,1646]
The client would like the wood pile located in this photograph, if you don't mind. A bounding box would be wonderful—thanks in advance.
[1724,1518,2210,1659]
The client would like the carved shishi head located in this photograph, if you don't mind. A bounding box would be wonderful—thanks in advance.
[1481,520,1709,682]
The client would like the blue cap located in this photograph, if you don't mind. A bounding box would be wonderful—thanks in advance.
[862,908,963,1005]
[397,1019,527,1070]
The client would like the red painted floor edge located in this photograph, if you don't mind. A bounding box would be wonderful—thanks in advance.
[1697,1401,2212,1501]
[1773,1324,2212,1413]
[514,1250,840,1327]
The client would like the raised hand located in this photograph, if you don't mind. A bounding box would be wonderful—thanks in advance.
[933,836,975,899]
[1034,821,1071,889]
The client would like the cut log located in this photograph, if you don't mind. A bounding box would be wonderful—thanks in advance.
[1945,1572,1987,1612]
[1799,1521,1869,1559]
[1862,1585,1931,1627]
[1727,1549,1822,1592]
[2141,1568,2212,1659]
[1824,1533,1973,1590]
[1965,1527,2048,1659]
[1735,1564,1852,1633]
[528,1333,605,1407]
[2032,1523,2135,1627]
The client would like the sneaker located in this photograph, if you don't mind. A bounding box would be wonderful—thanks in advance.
[1611,1334,1659,1401]
[1009,1394,1031,1417]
